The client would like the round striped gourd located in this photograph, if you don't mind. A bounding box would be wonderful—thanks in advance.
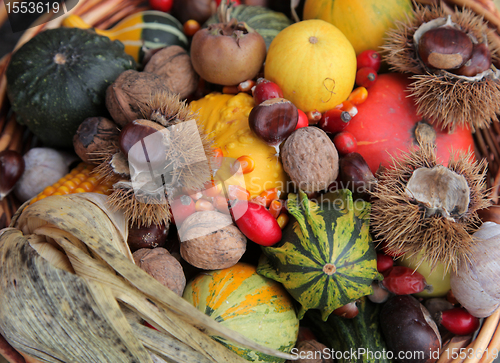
[257,189,381,321]
[183,263,299,363]
[205,5,292,49]
[62,11,188,62]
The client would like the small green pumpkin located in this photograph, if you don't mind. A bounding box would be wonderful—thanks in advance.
[6,28,136,148]
[257,189,381,321]
[206,5,292,49]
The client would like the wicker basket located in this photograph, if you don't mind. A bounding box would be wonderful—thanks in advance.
[1,0,500,362]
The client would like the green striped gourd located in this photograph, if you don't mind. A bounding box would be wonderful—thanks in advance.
[183,262,299,363]
[257,189,381,321]
[206,5,292,49]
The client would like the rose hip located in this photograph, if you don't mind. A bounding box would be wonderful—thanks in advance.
[377,253,394,273]
[320,108,352,134]
[356,67,378,88]
[170,195,196,226]
[382,266,427,295]
[252,78,283,105]
[356,50,382,72]
[333,131,357,155]
[295,109,309,130]
[438,308,480,335]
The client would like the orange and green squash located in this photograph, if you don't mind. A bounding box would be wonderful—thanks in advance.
[302,0,413,55]
[257,189,381,321]
[183,262,299,363]
[189,92,288,198]
[264,19,356,113]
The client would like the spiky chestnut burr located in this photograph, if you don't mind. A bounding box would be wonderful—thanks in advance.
[370,122,491,273]
[381,4,500,131]
[93,91,214,227]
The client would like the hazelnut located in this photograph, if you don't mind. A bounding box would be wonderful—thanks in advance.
[133,247,186,296]
[418,27,473,70]
[281,127,339,193]
[73,117,120,164]
[0,150,25,200]
[454,42,492,77]
[249,98,298,147]
[143,46,199,99]
[127,223,169,252]
[179,211,247,270]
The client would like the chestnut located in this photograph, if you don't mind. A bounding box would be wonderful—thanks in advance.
[0,150,25,200]
[418,27,473,70]
[248,98,298,146]
[454,42,492,77]
[127,222,169,252]
[119,119,167,168]
[339,152,377,195]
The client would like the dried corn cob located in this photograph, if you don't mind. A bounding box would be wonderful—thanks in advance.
[29,163,114,204]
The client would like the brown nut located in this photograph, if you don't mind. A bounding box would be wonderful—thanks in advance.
[418,27,473,70]
[339,152,377,194]
[281,127,339,193]
[179,211,246,270]
[0,150,25,199]
[73,117,120,164]
[454,42,492,77]
[119,119,166,167]
[127,223,169,252]
[143,46,199,99]
[105,70,171,127]
[295,340,333,363]
[249,98,298,146]
[133,247,186,296]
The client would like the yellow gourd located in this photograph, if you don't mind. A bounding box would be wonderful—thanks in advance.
[264,19,356,114]
[302,0,413,55]
[189,93,289,198]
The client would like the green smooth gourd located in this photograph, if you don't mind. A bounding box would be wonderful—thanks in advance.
[257,189,381,321]
[6,27,136,148]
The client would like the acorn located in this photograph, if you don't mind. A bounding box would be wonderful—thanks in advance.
[382,5,500,131]
[370,123,491,273]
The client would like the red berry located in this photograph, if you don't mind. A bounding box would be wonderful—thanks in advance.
[381,266,427,295]
[356,50,382,72]
[320,108,351,134]
[149,0,173,12]
[252,78,283,105]
[296,109,309,130]
[438,308,480,335]
[170,195,196,226]
[356,67,378,88]
[376,253,394,273]
[333,131,357,155]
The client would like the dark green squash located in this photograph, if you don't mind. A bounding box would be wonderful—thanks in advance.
[6,27,136,148]
[206,5,292,49]
[257,189,381,321]
[303,297,393,363]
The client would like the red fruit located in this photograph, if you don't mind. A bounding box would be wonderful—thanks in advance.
[356,67,378,88]
[149,0,174,12]
[382,266,427,295]
[170,195,196,226]
[231,200,282,246]
[438,308,480,335]
[183,19,201,37]
[356,50,382,72]
[333,131,357,155]
[320,108,352,134]
[332,301,359,319]
[376,253,394,273]
[296,109,309,130]
[343,73,475,175]
[252,78,283,105]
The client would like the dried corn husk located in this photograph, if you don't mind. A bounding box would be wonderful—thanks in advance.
[0,193,293,363]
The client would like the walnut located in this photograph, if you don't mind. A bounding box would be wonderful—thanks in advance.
[179,211,246,270]
[73,117,120,164]
[144,46,199,99]
[133,247,186,296]
[105,70,171,127]
[295,340,333,363]
[281,127,339,193]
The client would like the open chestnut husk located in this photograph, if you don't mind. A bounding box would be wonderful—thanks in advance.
[73,117,120,164]
[248,98,298,147]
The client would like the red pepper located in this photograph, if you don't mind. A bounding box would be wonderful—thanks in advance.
[231,200,282,246]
